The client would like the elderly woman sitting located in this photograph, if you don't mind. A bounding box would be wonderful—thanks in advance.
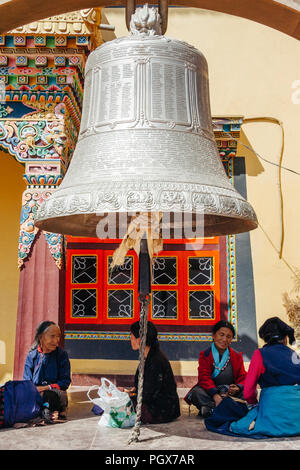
[23,320,71,421]
[185,320,247,417]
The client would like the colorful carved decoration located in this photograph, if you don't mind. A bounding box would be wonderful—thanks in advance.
[0,118,67,162]
[213,117,242,158]
[18,189,63,269]
[10,10,97,37]
[80,8,103,49]
[18,191,39,267]
[43,232,63,269]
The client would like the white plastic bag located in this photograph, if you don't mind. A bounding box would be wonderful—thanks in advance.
[87,385,104,414]
[87,378,136,428]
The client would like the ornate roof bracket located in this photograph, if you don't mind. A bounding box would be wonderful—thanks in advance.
[0,103,73,269]
[9,7,106,50]
[5,108,68,269]
[0,9,111,268]
[18,189,63,269]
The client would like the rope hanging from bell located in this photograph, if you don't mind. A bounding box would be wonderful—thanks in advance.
[127,238,151,444]
[110,212,163,444]
[110,212,163,270]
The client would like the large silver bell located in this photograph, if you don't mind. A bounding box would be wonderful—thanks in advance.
[34,5,257,238]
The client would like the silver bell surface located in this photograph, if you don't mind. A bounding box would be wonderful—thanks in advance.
[34,5,258,238]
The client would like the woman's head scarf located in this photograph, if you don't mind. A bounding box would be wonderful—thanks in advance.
[259,316,295,345]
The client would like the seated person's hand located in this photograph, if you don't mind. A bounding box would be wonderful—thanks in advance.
[36,385,50,393]
[213,393,223,407]
[228,384,240,396]
[50,411,66,423]
[124,387,136,396]
[118,386,136,395]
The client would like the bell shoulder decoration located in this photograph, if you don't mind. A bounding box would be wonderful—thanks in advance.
[129,4,162,36]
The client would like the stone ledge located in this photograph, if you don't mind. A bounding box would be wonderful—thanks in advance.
[71,373,197,389]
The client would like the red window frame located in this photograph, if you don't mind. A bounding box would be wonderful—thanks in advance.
[149,249,220,325]
[65,237,221,326]
[102,250,140,325]
[65,249,102,325]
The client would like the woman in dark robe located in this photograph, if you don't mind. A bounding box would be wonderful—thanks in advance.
[125,321,180,424]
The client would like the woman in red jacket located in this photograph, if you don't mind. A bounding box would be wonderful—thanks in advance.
[185,320,247,417]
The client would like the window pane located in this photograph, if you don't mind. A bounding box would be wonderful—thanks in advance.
[108,289,133,318]
[108,256,133,284]
[72,256,97,284]
[152,291,177,319]
[152,257,177,285]
[189,291,214,319]
[189,257,214,285]
[72,289,97,317]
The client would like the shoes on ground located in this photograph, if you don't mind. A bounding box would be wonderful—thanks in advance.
[200,406,212,418]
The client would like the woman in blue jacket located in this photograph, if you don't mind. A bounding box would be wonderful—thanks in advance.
[23,321,71,420]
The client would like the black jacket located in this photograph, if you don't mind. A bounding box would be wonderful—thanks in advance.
[134,344,180,422]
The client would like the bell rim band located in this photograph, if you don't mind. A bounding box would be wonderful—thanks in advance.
[34,181,258,238]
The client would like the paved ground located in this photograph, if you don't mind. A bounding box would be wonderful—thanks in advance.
[0,386,299,451]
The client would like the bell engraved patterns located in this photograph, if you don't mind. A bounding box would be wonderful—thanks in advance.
[150,61,188,124]
[97,63,136,124]
[40,180,249,216]
[66,129,229,187]
[79,36,211,138]
[80,62,136,135]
